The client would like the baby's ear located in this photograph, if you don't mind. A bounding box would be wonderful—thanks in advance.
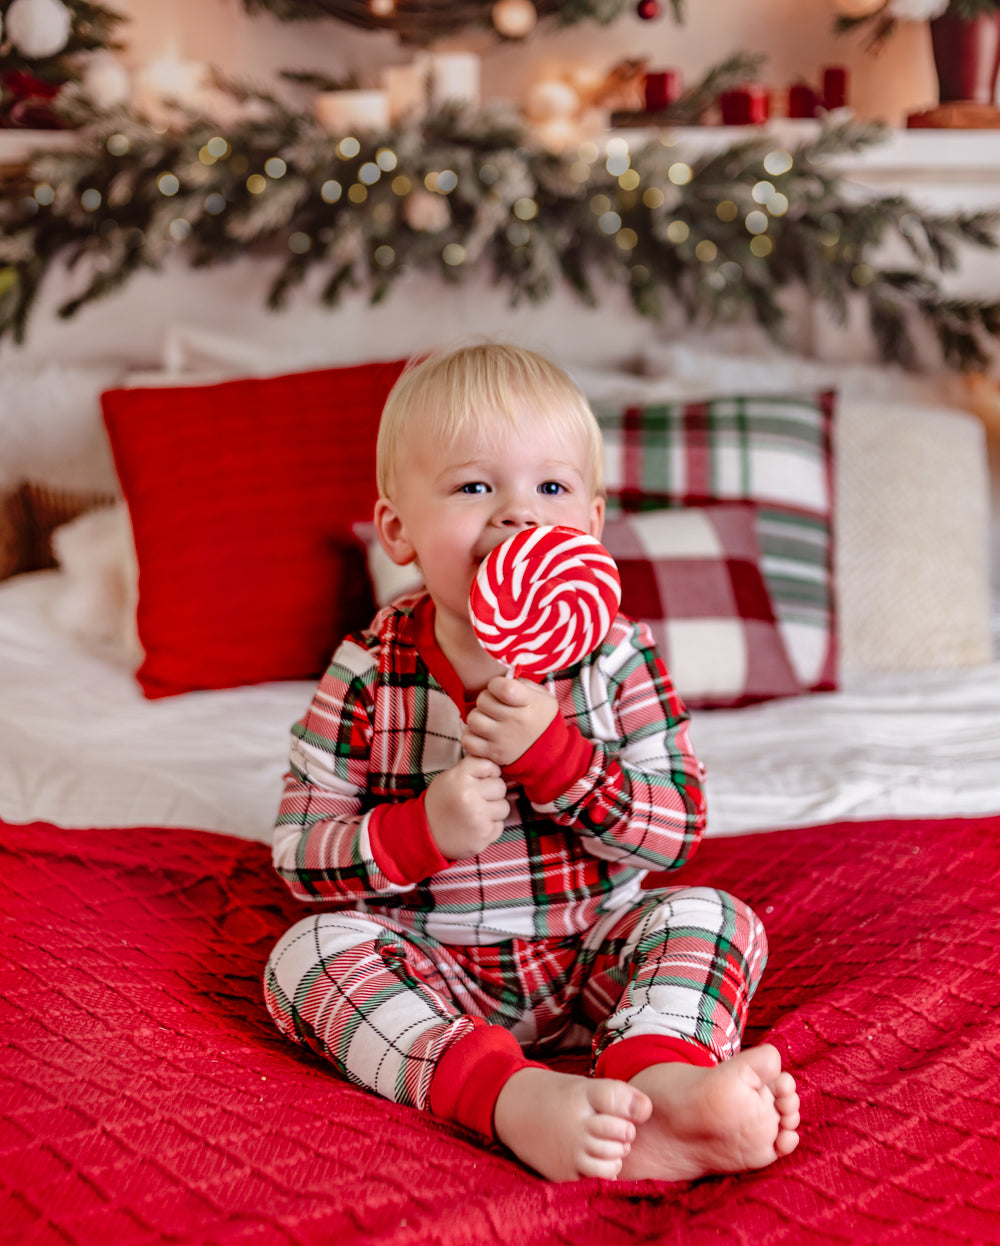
[373,498,417,566]
[589,494,606,539]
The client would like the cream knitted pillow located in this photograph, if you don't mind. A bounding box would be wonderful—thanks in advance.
[836,399,992,671]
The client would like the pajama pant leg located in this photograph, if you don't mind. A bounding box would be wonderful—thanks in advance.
[264,887,767,1128]
[264,910,481,1112]
[575,886,769,1071]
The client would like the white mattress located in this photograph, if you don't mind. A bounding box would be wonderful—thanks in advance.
[2,571,999,844]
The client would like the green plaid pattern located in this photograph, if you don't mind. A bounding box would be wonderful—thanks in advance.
[594,391,837,691]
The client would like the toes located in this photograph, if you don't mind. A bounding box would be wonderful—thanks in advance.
[588,1078,652,1125]
[779,1103,801,1132]
[584,1134,631,1162]
[740,1043,782,1084]
[588,1114,636,1144]
[773,1071,797,1098]
[774,1128,800,1158]
[577,1152,624,1181]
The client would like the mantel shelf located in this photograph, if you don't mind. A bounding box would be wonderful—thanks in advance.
[617,121,1000,173]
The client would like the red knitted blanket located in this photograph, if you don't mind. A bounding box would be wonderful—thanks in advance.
[3,815,999,1244]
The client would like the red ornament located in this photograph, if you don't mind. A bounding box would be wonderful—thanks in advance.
[636,0,660,19]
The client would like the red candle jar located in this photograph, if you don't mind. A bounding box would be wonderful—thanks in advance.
[644,69,682,112]
[788,83,820,119]
[822,66,848,110]
[719,84,769,125]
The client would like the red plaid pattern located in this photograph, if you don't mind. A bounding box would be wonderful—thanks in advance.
[595,391,837,692]
[263,886,767,1114]
[273,593,706,945]
[602,505,800,708]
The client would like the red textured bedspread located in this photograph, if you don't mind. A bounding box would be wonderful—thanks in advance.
[3,815,999,1245]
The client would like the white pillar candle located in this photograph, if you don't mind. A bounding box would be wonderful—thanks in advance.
[133,55,207,125]
[83,52,131,110]
[428,52,480,109]
[313,89,390,135]
[382,62,428,123]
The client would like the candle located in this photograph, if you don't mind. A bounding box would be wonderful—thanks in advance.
[428,52,480,109]
[382,62,428,123]
[788,83,820,119]
[134,54,207,124]
[822,66,849,111]
[719,85,769,126]
[643,69,681,113]
[314,89,389,135]
[83,52,131,110]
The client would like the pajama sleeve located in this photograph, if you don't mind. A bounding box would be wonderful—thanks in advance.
[272,637,449,903]
[502,619,706,873]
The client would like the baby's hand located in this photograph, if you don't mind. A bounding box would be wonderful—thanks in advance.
[462,676,559,768]
[424,754,510,861]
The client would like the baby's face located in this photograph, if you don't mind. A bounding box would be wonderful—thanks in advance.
[382,405,604,630]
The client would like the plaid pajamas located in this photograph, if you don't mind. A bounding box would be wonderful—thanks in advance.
[267,592,767,1126]
[264,885,767,1114]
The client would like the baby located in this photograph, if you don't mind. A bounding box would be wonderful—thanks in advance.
[265,343,799,1182]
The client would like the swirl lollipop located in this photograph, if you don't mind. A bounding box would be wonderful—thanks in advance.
[469,525,622,679]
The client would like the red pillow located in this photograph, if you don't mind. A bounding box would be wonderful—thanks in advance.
[102,362,406,699]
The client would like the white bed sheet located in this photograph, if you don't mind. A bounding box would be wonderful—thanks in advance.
[2,571,999,844]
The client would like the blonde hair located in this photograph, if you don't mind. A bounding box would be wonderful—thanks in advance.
[376,342,605,500]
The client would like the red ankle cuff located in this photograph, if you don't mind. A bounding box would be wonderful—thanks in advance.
[429,1023,545,1139]
[595,1035,717,1082]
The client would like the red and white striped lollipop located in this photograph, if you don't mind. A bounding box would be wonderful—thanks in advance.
[469,525,622,679]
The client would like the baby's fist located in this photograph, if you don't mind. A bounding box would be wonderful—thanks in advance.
[424,754,510,861]
[462,676,559,768]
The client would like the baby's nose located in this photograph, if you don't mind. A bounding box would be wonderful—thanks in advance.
[497,499,539,528]
[492,486,540,528]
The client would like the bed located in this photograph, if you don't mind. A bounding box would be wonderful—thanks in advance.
[3,338,1000,1244]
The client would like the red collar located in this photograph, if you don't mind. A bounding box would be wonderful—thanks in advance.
[408,595,478,720]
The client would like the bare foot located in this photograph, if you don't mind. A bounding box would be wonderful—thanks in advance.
[617,1044,800,1183]
[493,1066,653,1181]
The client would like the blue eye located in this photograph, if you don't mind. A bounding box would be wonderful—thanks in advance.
[458,482,489,495]
[539,481,565,496]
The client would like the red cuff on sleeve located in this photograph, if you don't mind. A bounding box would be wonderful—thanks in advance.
[502,710,595,805]
[367,795,450,887]
[594,1034,718,1082]
[428,1021,546,1139]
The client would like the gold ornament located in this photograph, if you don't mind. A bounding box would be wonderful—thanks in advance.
[832,0,885,17]
[491,0,537,39]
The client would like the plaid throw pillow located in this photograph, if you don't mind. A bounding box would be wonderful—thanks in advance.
[596,391,837,692]
[603,506,800,709]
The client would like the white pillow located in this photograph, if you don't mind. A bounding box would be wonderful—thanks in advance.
[836,399,992,671]
[48,503,142,666]
[353,522,422,607]
[638,340,965,405]
[0,363,123,493]
[161,324,342,377]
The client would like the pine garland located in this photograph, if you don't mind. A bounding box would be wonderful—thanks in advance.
[239,0,683,43]
[2,92,1000,370]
